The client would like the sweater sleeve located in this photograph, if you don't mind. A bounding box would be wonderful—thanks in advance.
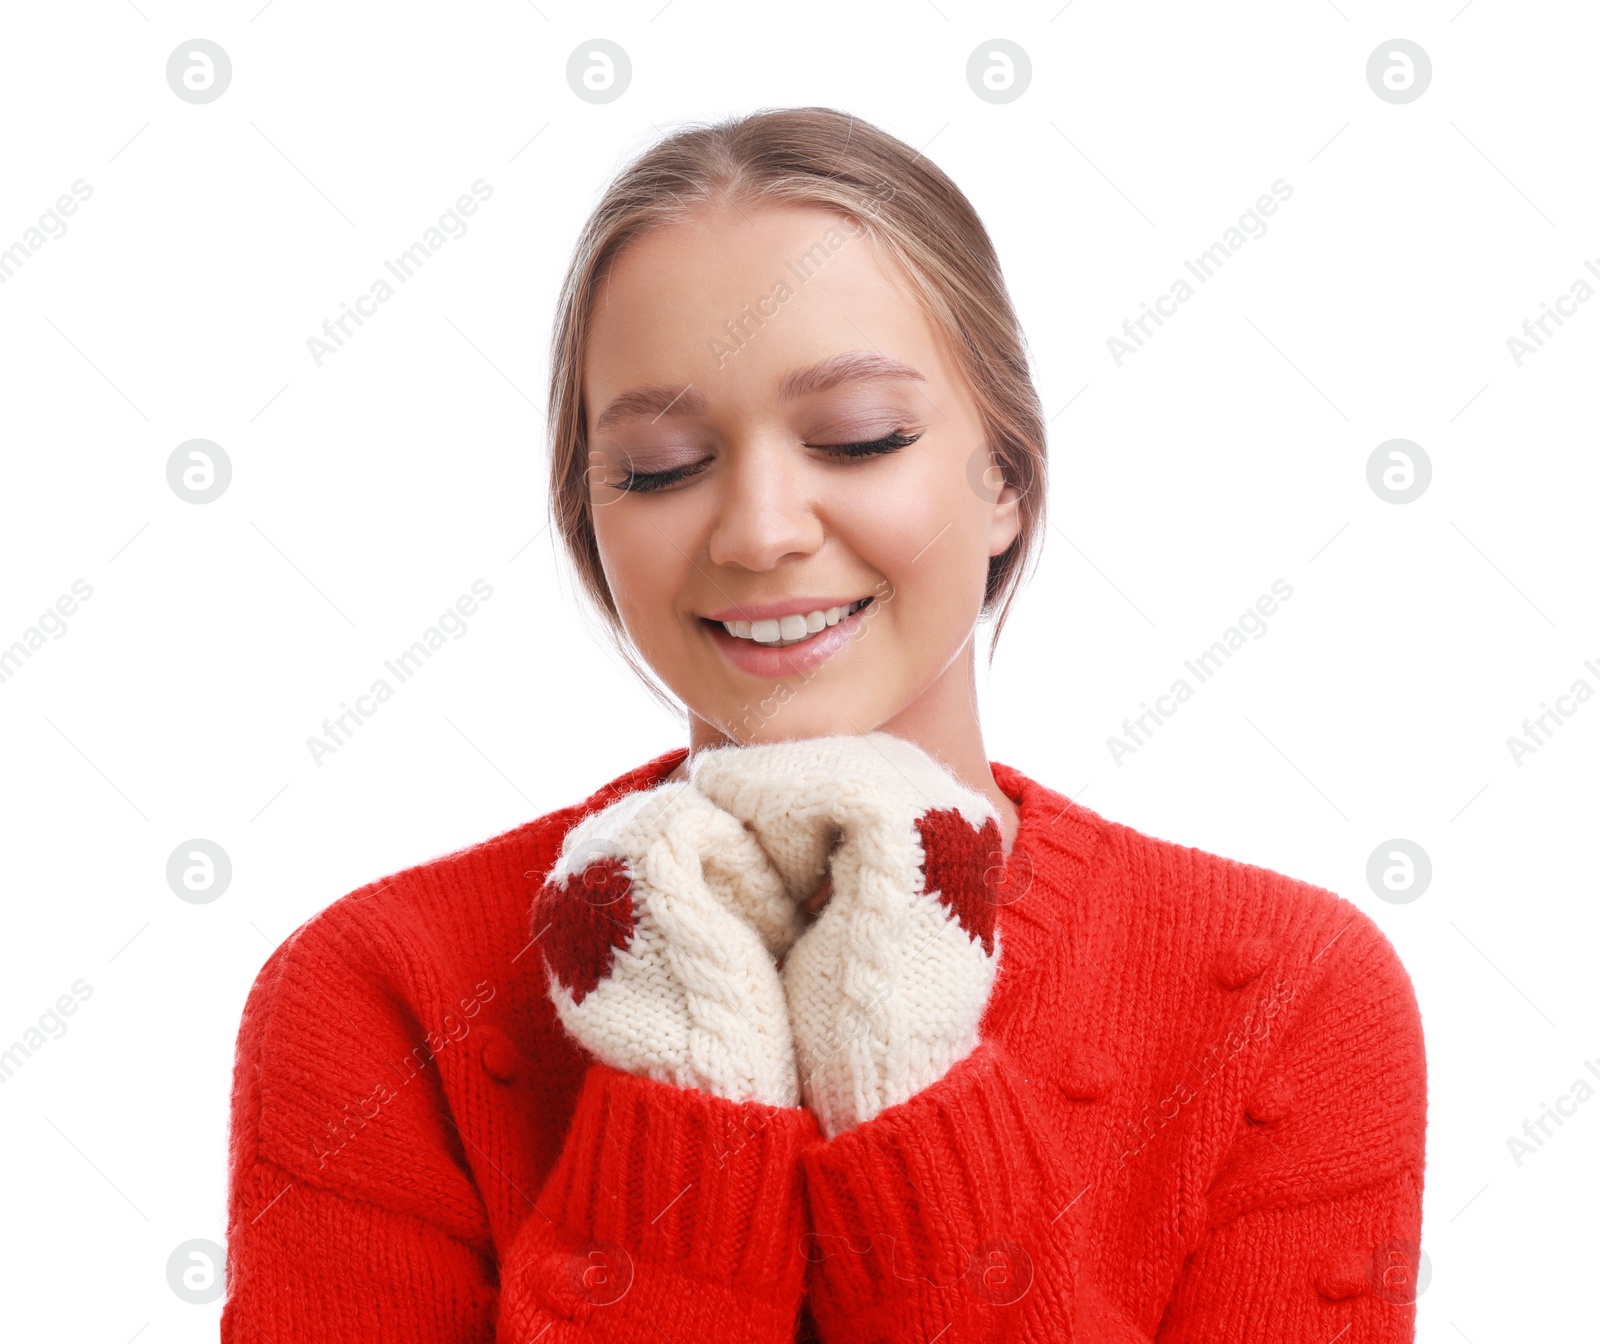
[495,1060,821,1339]
[796,1036,1146,1343]
[1153,908,1428,1342]
[221,916,821,1343]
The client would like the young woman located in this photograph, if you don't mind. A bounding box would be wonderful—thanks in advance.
[222,108,1427,1343]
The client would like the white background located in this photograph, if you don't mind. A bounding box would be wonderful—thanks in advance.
[1,2,1595,1339]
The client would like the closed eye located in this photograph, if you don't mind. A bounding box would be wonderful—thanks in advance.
[606,429,923,494]
[808,429,923,460]
[610,459,708,494]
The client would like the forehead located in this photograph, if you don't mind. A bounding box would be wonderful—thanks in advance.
[596,201,909,312]
[582,202,942,420]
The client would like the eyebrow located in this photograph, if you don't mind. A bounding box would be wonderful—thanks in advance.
[591,350,926,434]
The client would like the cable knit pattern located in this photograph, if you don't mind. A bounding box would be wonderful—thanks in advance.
[691,731,1006,1138]
[534,780,805,1107]
[221,746,1427,1343]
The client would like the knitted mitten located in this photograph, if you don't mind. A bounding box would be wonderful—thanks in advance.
[531,779,809,1108]
[690,732,1006,1138]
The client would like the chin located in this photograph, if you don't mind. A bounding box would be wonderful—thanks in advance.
[732,698,898,747]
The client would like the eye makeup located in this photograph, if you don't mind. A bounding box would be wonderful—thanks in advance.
[604,428,924,494]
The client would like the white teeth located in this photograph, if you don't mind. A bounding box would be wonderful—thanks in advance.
[721,599,869,645]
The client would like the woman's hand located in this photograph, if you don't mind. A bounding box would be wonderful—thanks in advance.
[690,732,1006,1138]
[531,779,809,1108]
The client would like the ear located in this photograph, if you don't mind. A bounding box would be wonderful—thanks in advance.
[987,480,1022,559]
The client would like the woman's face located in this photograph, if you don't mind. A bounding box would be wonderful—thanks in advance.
[582,201,1020,745]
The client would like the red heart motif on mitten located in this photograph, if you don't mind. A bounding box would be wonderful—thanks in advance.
[917,808,1004,958]
[533,858,634,1006]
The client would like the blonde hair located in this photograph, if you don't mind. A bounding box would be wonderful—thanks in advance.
[547,106,1046,700]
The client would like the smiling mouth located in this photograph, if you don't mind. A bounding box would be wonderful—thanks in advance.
[704,597,874,649]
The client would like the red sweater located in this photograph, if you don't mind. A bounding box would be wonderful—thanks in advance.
[221,747,1427,1342]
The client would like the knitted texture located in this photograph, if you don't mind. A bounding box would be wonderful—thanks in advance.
[221,746,1428,1343]
[691,731,1006,1138]
[533,778,805,1107]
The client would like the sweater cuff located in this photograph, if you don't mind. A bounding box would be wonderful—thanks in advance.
[501,1061,819,1335]
[799,1038,1086,1337]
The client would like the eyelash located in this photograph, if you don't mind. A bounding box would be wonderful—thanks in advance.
[609,430,923,495]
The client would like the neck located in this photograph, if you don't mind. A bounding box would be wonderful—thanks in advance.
[670,635,1021,854]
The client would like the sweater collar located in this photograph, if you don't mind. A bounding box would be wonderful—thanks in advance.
[574,746,1108,986]
[987,760,1109,989]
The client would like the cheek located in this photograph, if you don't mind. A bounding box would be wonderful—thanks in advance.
[836,462,991,599]
[593,509,677,625]
[594,503,720,669]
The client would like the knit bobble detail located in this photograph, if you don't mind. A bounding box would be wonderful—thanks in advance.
[528,1248,585,1319]
[1056,1043,1118,1100]
[478,1026,520,1083]
[1245,1071,1293,1126]
[1311,1247,1371,1301]
[1214,936,1275,989]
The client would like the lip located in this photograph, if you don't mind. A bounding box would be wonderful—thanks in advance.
[701,595,871,623]
[703,597,875,677]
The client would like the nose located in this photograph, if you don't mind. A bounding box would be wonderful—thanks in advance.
[706,438,824,571]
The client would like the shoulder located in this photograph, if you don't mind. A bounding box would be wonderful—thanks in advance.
[241,799,574,1035]
[1093,806,1419,1016]
[1010,763,1417,1008]
[1000,767,1424,1208]
[227,747,687,1231]
[1002,761,1405,977]
[1091,807,1425,1215]
[245,745,687,996]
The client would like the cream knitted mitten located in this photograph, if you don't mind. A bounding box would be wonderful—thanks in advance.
[531,780,809,1108]
[690,732,1006,1138]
